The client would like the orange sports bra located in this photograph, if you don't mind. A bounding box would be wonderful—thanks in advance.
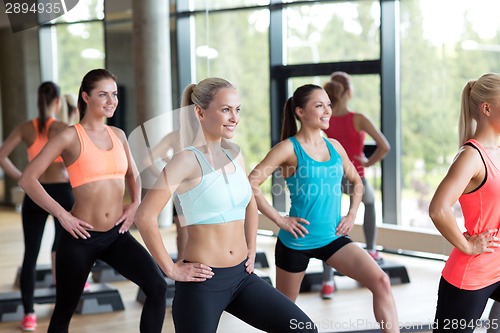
[27,118,63,163]
[66,123,128,188]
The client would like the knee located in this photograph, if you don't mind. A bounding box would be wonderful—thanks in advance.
[371,272,392,295]
[143,275,168,300]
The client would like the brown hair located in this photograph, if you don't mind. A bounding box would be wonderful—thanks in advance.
[77,69,117,120]
[281,84,323,141]
[37,82,60,136]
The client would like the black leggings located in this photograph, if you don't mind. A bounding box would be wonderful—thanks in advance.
[433,276,500,333]
[172,260,318,333]
[48,225,167,333]
[20,183,74,314]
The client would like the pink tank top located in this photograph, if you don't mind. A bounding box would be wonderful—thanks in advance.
[323,112,365,177]
[442,139,500,290]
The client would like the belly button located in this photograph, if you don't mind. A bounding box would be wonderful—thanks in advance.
[229,250,233,255]
[105,213,109,218]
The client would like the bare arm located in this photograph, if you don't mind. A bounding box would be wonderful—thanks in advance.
[0,125,24,180]
[248,140,310,238]
[134,151,213,281]
[230,147,258,273]
[330,139,363,235]
[355,113,390,167]
[429,146,499,255]
[18,128,93,239]
[113,127,141,233]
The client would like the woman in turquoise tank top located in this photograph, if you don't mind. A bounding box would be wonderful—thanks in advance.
[135,78,317,332]
[249,84,400,333]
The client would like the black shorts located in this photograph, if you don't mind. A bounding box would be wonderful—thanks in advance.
[275,236,352,273]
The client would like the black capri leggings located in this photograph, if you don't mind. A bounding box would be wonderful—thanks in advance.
[433,276,500,333]
[173,260,318,333]
[48,224,167,333]
[20,182,74,314]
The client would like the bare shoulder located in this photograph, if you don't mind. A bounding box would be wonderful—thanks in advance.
[18,120,35,135]
[166,148,199,177]
[56,125,79,143]
[326,137,344,151]
[108,126,128,144]
[454,144,483,164]
[48,120,69,138]
[224,141,246,169]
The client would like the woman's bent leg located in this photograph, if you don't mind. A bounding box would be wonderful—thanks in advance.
[227,273,318,333]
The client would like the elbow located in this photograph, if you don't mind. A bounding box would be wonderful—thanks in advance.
[18,174,29,192]
[428,201,445,224]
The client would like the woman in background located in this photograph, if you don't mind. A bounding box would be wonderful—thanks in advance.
[0,82,74,331]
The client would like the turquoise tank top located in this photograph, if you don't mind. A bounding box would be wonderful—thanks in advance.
[279,136,344,250]
[176,146,251,226]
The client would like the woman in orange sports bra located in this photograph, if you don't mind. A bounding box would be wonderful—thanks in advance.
[0,81,73,331]
[134,77,317,333]
[429,73,500,333]
[19,69,167,333]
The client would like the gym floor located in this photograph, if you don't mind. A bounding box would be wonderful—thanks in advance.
[0,206,494,332]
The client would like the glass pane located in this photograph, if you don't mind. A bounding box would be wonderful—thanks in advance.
[54,22,105,95]
[192,9,271,170]
[400,0,500,229]
[190,0,269,11]
[288,75,382,225]
[285,1,380,64]
[53,0,104,23]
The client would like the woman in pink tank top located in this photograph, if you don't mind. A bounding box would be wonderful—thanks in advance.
[429,73,500,332]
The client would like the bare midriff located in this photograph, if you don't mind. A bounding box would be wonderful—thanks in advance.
[184,220,248,267]
[71,179,126,231]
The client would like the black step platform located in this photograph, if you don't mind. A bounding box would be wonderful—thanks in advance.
[0,283,124,322]
[300,260,410,293]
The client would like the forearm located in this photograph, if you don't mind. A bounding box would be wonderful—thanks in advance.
[365,146,389,168]
[135,216,176,276]
[18,177,66,218]
[254,190,283,225]
[125,173,141,205]
[0,159,22,181]
[244,196,259,253]
[430,207,470,253]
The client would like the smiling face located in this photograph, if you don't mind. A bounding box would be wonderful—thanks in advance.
[296,88,332,130]
[82,78,118,119]
[197,87,241,141]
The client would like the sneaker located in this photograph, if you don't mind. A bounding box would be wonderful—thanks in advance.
[320,280,335,299]
[83,281,91,292]
[367,250,384,263]
[20,313,37,331]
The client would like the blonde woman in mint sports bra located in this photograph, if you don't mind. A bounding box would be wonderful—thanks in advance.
[135,77,317,333]
[19,69,167,333]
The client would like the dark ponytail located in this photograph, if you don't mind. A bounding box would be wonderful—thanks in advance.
[280,84,323,141]
[280,97,298,141]
[37,82,60,136]
[77,69,117,121]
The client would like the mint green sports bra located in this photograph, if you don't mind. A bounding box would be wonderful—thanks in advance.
[176,146,251,226]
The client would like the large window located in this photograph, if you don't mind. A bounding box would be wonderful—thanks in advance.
[39,0,105,97]
[400,0,500,229]
[285,1,380,64]
[189,7,271,170]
